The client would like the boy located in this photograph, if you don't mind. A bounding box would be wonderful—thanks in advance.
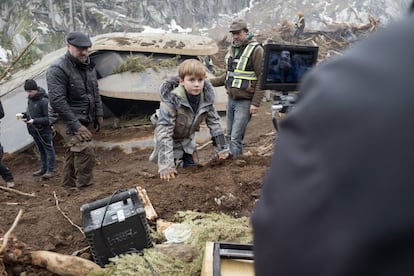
[22,79,56,179]
[150,59,229,181]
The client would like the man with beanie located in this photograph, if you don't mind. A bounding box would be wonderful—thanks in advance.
[0,99,15,188]
[210,18,264,158]
[46,31,103,190]
[21,79,55,179]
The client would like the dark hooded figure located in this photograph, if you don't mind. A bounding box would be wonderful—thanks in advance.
[23,79,55,179]
[0,99,15,188]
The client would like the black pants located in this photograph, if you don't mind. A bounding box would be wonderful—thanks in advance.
[0,143,13,182]
[182,152,195,167]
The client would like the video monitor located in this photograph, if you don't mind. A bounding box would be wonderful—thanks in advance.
[260,43,319,91]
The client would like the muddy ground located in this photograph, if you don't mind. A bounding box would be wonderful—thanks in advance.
[0,100,275,275]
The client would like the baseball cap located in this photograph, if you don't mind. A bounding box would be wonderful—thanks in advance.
[229,18,248,32]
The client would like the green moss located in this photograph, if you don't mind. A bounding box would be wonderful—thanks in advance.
[113,54,180,74]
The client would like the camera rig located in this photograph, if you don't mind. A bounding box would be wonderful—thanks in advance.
[271,92,297,131]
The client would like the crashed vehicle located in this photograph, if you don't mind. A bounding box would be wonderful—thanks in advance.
[0,33,227,153]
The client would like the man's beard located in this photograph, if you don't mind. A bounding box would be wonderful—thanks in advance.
[78,55,88,63]
[233,41,242,47]
[232,35,248,47]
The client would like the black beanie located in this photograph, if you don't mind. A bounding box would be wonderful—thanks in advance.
[24,79,38,91]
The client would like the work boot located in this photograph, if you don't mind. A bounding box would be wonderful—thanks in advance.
[63,185,79,194]
[6,181,15,188]
[32,169,46,176]
[42,172,54,179]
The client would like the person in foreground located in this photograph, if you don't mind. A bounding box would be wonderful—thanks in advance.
[252,6,414,276]
[47,31,103,189]
[150,59,229,181]
[0,100,15,188]
[210,18,264,158]
[20,79,56,179]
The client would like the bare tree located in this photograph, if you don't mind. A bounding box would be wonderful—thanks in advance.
[68,0,75,31]
[80,0,86,25]
[48,0,56,30]
[0,0,14,20]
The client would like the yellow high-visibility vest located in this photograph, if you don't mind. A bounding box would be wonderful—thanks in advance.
[296,16,304,28]
[225,42,260,89]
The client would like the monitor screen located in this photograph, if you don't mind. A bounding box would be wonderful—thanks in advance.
[260,43,319,91]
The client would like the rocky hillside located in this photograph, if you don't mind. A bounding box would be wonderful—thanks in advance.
[0,0,411,63]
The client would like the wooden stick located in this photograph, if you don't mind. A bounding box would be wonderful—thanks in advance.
[53,191,85,238]
[0,37,37,81]
[102,169,121,174]
[197,140,212,151]
[136,186,158,221]
[31,250,102,275]
[0,209,23,254]
[0,186,35,197]
[71,246,90,256]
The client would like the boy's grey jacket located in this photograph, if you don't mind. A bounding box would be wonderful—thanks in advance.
[150,76,224,173]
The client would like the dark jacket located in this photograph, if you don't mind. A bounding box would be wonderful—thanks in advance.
[26,87,51,135]
[46,52,103,133]
[252,13,414,276]
[210,34,264,107]
[0,100,4,119]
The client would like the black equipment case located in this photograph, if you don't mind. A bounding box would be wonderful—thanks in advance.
[81,188,152,267]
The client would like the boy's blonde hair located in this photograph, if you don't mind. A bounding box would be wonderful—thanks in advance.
[178,59,206,80]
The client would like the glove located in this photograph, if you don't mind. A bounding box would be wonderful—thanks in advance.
[75,125,92,141]
[159,168,178,181]
[94,116,103,132]
[212,134,227,148]
[212,134,230,159]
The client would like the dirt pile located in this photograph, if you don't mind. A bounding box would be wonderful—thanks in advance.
[0,98,274,275]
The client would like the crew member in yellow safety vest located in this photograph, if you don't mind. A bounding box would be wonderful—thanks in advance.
[294,12,305,38]
[210,18,264,158]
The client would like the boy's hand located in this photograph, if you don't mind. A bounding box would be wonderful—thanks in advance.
[160,168,177,181]
[217,148,231,160]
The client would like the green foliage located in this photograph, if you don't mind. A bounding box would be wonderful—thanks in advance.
[0,36,12,49]
[113,54,180,74]
[92,251,188,276]
[116,114,151,127]
[15,47,41,70]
